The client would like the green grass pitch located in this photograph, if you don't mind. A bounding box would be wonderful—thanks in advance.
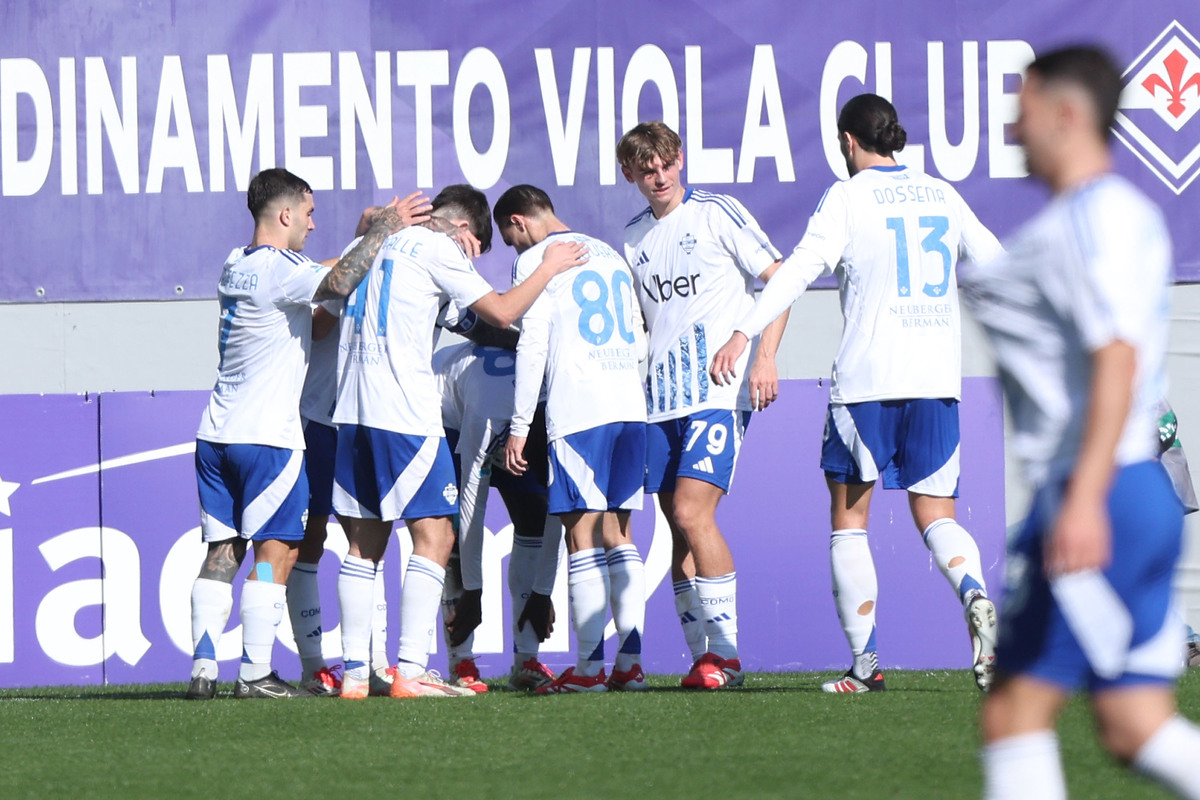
[2,670,1196,799]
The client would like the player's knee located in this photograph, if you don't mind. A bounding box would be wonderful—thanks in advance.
[668,497,713,538]
[1095,718,1142,763]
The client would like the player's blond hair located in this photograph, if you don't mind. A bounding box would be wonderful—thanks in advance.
[616,121,682,170]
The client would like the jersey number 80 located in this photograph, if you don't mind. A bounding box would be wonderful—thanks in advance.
[573,269,636,346]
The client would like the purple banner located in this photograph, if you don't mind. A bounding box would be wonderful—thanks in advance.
[0,379,1004,687]
[1,1,1198,302]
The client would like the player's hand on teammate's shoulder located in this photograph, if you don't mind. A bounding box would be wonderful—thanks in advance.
[451,228,482,259]
[503,434,528,475]
[709,331,750,387]
[540,240,589,276]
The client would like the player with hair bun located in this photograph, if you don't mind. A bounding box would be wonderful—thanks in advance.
[712,93,1003,694]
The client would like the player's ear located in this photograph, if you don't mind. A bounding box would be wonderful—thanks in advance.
[278,203,292,228]
[620,164,633,184]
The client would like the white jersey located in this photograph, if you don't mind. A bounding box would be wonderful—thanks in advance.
[762,165,1000,403]
[959,174,1170,487]
[299,300,343,427]
[624,189,781,422]
[512,231,647,440]
[197,245,329,449]
[434,342,518,435]
[333,225,494,436]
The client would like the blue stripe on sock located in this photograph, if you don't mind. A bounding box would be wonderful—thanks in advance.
[193,631,216,661]
[958,574,984,602]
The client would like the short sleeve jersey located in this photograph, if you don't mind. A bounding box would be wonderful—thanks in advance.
[333,225,493,436]
[959,174,1171,487]
[513,231,647,440]
[196,246,329,449]
[623,189,781,422]
[796,165,1002,404]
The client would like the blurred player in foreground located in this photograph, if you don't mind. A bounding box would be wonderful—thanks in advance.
[499,185,650,693]
[187,169,407,699]
[960,46,1200,799]
[620,122,788,689]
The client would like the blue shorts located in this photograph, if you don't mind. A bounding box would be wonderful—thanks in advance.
[332,424,458,521]
[303,418,337,517]
[645,408,750,494]
[195,439,309,542]
[821,399,960,497]
[998,460,1184,691]
[548,422,646,514]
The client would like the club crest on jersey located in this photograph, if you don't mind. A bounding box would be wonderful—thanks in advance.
[679,233,697,254]
[1114,20,1200,194]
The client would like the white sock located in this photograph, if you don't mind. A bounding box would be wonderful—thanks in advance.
[287,562,325,678]
[338,554,377,672]
[830,528,878,678]
[190,577,233,680]
[370,562,388,673]
[510,534,543,656]
[982,730,1065,800]
[568,548,610,677]
[396,554,445,678]
[673,578,707,661]
[607,544,645,672]
[1133,715,1200,798]
[238,579,286,682]
[923,517,987,605]
[532,516,564,595]
[695,572,738,661]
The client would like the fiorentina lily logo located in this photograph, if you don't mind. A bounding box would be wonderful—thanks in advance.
[1114,21,1200,193]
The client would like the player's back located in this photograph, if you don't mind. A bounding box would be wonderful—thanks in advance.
[198,245,326,449]
[804,166,999,403]
[433,341,518,431]
[334,225,492,437]
[515,231,646,439]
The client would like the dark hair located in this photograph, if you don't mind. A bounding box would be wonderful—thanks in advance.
[1027,45,1122,138]
[837,94,907,155]
[246,168,311,221]
[493,185,555,226]
[431,184,493,254]
[616,121,682,169]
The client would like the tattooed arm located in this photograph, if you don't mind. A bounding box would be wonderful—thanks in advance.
[312,200,407,301]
